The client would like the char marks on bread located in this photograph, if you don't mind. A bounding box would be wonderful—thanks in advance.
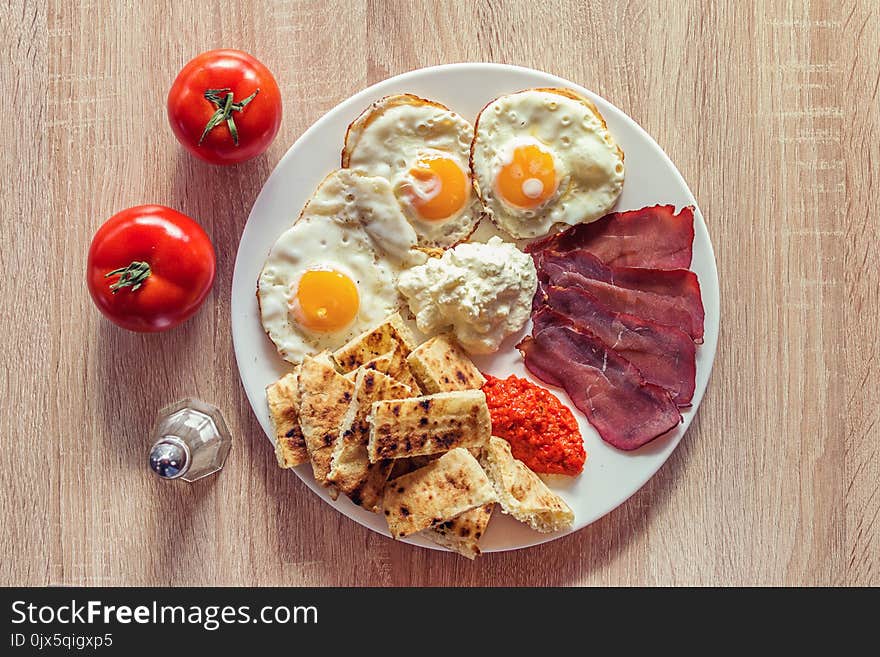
[406,334,487,393]
[367,389,491,462]
[404,334,494,556]
[381,448,497,539]
[332,312,418,372]
[266,368,309,468]
[328,368,413,512]
[297,352,356,490]
[480,437,574,533]
[426,504,495,560]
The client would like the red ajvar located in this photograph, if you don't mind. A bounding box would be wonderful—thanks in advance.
[482,374,586,475]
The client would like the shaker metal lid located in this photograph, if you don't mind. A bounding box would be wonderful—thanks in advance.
[149,436,191,479]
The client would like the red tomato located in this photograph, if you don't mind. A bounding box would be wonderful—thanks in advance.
[167,49,282,165]
[87,205,216,332]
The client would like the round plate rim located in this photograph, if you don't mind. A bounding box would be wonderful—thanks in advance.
[231,62,720,553]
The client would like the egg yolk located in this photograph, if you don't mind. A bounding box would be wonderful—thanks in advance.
[495,143,557,209]
[292,269,359,333]
[404,155,468,221]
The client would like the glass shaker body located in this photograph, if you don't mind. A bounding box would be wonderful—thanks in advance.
[149,398,232,482]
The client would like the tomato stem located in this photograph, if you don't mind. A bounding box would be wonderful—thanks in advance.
[105,261,151,293]
[199,87,260,146]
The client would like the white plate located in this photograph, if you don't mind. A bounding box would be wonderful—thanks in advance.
[231,63,719,553]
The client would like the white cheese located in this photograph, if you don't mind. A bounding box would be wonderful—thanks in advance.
[397,237,538,354]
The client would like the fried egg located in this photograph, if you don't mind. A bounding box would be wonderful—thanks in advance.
[343,94,482,248]
[258,169,426,364]
[471,88,625,239]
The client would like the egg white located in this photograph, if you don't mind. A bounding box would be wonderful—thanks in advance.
[343,94,483,248]
[258,169,425,364]
[471,88,625,239]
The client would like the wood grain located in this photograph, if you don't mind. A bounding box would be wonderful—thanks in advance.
[1,0,876,586]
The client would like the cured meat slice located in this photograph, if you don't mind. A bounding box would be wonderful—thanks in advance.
[542,267,701,342]
[526,205,694,269]
[518,309,681,450]
[536,249,704,342]
[538,248,702,299]
[538,283,696,405]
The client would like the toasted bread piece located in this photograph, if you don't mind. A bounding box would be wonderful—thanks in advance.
[329,369,413,511]
[382,448,496,539]
[389,346,421,391]
[407,334,486,393]
[388,446,480,480]
[297,352,355,488]
[389,454,439,479]
[266,368,309,468]
[481,437,574,533]
[367,390,491,462]
[425,504,494,559]
[332,313,418,373]
[371,342,421,391]
[343,342,397,381]
[342,340,421,391]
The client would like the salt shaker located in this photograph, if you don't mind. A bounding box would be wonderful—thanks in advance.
[148,398,232,482]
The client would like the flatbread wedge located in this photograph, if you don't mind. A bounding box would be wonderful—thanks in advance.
[368,389,491,462]
[407,335,486,393]
[389,449,481,480]
[343,341,397,381]
[328,368,412,511]
[382,448,496,539]
[480,437,574,533]
[374,342,421,391]
[297,352,355,488]
[425,504,494,559]
[389,454,439,479]
[332,313,417,372]
[348,340,420,391]
[266,368,308,468]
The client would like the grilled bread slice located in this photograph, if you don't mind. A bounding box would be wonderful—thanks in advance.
[332,313,417,372]
[298,352,355,488]
[344,344,421,392]
[382,448,496,539]
[367,389,491,462]
[480,437,574,533]
[389,454,439,479]
[343,343,397,381]
[407,334,486,393]
[424,504,494,559]
[366,341,421,392]
[329,368,412,511]
[266,368,308,468]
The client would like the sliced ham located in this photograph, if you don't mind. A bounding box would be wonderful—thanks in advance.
[538,283,696,405]
[525,205,695,269]
[518,309,682,451]
[535,249,705,342]
[540,267,700,342]
[539,248,703,299]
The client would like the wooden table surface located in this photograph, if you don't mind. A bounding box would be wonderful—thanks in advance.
[2,0,876,586]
